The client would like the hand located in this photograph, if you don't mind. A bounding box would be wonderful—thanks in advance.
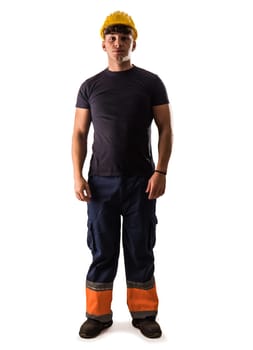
[74,176,92,202]
[145,172,166,200]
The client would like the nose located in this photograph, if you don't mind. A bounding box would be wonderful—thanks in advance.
[113,37,121,48]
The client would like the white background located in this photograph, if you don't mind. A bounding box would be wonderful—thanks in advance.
[0,0,252,349]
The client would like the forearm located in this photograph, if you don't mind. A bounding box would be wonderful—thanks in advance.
[156,128,173,172]
[72,134,88,180]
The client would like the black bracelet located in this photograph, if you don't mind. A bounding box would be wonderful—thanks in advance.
[154,169,167,176]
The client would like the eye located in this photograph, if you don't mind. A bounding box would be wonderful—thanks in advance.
[108,36,116,42]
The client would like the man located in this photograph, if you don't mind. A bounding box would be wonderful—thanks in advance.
[72,11,173,339]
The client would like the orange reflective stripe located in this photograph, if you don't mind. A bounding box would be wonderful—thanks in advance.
[127,285,158,312]
[86,288,112,316]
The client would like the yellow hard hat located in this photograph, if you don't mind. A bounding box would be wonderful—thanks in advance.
[100,11,138,40]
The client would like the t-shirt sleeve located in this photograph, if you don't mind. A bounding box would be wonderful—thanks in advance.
[151,75,169,106]
[75,82,90,109]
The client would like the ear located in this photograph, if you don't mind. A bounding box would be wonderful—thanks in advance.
[102,41,106,51]
[132,40,136,52]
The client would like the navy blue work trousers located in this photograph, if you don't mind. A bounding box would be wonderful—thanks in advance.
[86,176,157,285]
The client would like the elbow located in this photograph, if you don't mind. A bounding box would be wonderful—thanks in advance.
[73,130,88,143]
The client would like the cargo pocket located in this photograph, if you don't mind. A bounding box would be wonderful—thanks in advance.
[148,216,158,250]
[87,222,96,253]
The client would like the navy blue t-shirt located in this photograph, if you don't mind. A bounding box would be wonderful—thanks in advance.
[76,66,169,176]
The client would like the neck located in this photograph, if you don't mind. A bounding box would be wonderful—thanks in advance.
[108,59,133,72]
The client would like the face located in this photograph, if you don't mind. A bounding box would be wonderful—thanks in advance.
[102,33,136,64]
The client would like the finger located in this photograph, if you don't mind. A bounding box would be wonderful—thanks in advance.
[145,180,151,193]
[148,186,155,200]
[149,187,162,200]
[75,192,84,201]
[82,193,91,202]
[80,192,87,201]
[85,184,92,198]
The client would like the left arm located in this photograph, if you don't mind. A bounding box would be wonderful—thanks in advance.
[146,103,173,199]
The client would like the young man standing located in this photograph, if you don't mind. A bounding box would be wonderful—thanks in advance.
[72,11,173,339]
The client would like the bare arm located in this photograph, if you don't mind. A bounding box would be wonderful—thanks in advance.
[146,104,173,199]
[71,108,92,201]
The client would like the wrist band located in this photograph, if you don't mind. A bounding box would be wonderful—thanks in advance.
[154,169,167,176]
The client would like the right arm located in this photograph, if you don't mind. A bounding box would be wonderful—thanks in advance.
[71,107,91,201]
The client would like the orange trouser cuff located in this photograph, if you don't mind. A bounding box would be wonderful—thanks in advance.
[127,279,158,318]
[86,286,112,322]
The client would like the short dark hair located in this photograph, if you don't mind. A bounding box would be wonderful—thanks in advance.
[103,24,133,37]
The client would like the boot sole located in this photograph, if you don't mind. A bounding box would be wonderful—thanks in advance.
[79,320,113,339]
[132,321,162,338]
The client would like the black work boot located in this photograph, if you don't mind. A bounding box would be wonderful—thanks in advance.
[132,317,162,338]
[79,318,113,338]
